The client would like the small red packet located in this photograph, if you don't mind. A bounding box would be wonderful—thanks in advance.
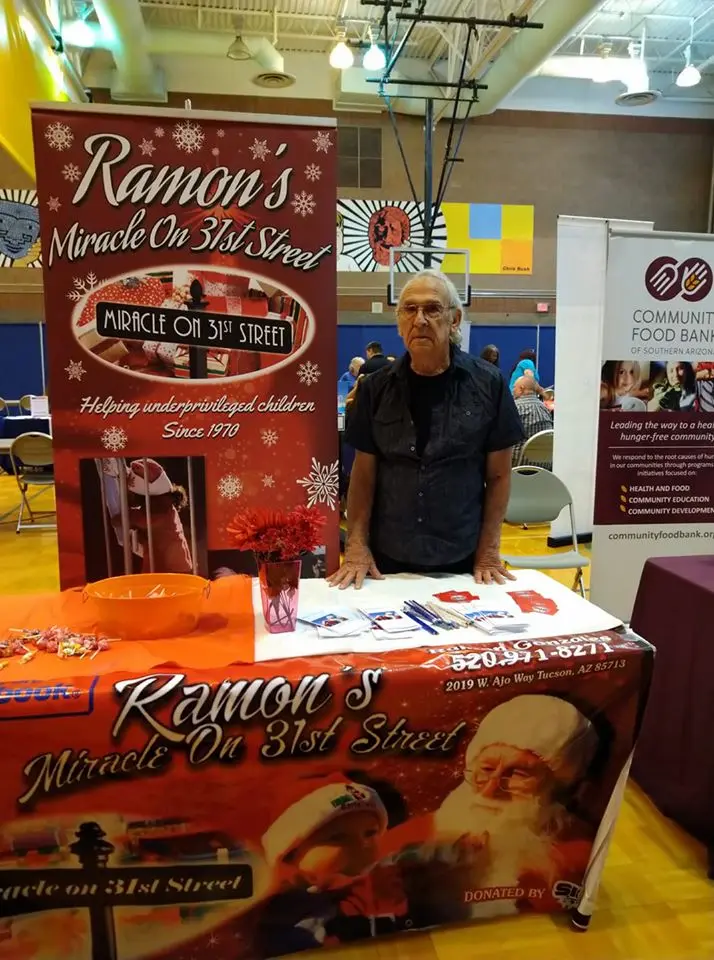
[433,590,480,603]
[508,590,558,616]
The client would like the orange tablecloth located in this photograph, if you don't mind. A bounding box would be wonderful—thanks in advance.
[0,576,256,680]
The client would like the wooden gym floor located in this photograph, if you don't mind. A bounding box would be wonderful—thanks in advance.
[0,474,711,959]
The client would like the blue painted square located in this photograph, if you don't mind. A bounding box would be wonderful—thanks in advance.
[470,203,502,240]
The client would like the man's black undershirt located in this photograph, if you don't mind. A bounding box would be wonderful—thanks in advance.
[406,365,452,456]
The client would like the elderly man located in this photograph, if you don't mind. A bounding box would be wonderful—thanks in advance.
[329,270,524,588]
[511,375,553,466]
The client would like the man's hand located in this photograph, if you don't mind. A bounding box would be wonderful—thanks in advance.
[473,547,514,586]
[327,542,384,590]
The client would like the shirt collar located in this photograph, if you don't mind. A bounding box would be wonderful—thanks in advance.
[392,345,465,381]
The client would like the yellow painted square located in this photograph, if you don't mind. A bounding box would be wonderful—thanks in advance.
[501,204,534,241]
[441,203,474,272]
[441,202,470,247]
[500,238,533,275]
[471,239,502,275]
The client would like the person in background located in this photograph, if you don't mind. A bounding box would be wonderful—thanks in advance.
[509,349,544,396]
[480,344,500,367]
[329,269,524,589]
[511,376,553,466]
[361,341,392,376]
[339,357,364,389]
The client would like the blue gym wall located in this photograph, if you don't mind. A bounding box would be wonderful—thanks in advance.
[0,323,46,402]
[0,320,555,403]
[338,323,555,387]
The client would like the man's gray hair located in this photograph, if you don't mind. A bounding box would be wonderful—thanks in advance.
[397,269,464,346]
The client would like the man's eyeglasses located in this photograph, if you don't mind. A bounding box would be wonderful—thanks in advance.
[397,301,448,322]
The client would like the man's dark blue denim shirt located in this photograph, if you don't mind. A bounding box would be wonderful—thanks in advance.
[346,348,524,567]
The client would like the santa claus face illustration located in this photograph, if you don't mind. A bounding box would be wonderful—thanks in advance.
[287,810,382,892]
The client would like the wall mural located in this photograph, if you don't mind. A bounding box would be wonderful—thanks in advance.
[337,199,533,275]
[0,189,42,268]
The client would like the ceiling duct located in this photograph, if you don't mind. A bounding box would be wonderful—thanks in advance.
[90,0,166,102]
[64,20,293,93]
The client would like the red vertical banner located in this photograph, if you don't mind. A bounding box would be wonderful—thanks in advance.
[31,106,338,588]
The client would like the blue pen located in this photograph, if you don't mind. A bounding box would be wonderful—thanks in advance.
[403,609,439,636]
[405,600,437,622]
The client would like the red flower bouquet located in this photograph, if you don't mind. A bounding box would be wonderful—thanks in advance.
[228,506,325,634]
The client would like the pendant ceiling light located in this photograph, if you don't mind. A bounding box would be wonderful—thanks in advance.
[363,29,386,71]
[676,45,701,88]
[329,28,353,69]
[227,35,252,61]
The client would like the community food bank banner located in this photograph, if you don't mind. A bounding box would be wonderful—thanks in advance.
[31,105,338,588]
[592,230,714,621]
[0,630,651,959]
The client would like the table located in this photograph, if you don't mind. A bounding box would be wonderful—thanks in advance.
[631,556,714,877]
[0,415,52,473]
[0,575,653,959]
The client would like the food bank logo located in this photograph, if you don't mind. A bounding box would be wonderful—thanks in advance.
[645,255,713,302]
[0,678,98,720]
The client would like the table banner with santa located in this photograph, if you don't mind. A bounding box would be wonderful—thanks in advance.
[31,104,338,588]
[0,627,653,958]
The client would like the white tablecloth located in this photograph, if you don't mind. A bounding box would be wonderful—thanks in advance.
[253,569,621,662]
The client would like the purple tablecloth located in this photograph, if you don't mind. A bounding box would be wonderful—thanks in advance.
[631,555,714,875]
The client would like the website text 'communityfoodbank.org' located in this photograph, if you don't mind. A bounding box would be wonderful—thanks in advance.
[608,529,714,541]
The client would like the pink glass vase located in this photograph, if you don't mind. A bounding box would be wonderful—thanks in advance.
[258,559,301,634]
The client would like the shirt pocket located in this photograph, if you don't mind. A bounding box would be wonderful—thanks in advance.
[450,403,490,456]
[372,410,409,458]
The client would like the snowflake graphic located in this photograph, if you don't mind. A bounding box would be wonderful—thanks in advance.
[47,197,61,212]
[304,163,322,182]
[297,361,321,386]
[218,474,243,500]
[172,120,205,154]
[297,458,339,510]
[154,126,165,138]
[261,428,279,447]
[139,138,155,156]
[313,131,333,154]
[217,128,225,138]
[101,426,128,452]
[62,163,82,183]
[249,139,271,161]
[64,359,86,382]
[262,474,275,489]
[291,191,316,217]
[44,121,73,151]
[67,273,100,302]
[211,147,220,157]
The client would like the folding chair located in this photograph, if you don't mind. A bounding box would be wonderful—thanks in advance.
[18,395,34,413]
[502,466,589,596]
[9,432,56,533]
[517,428,554,470]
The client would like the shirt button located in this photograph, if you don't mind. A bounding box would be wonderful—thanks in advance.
[417,518,423,523]
[418,492,423,497]
[466,411,471,416]
[410,445,415,452]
